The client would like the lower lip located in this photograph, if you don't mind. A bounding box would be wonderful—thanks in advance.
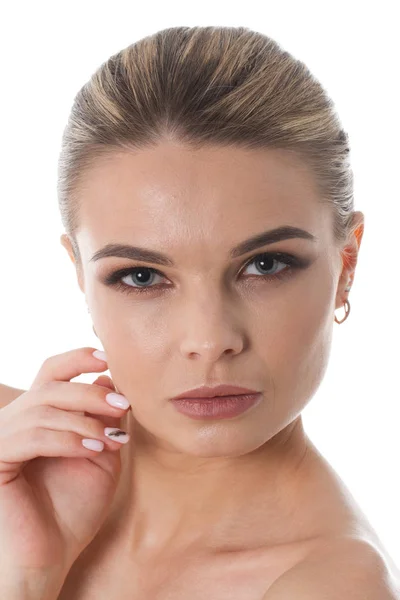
[171,393,262,420]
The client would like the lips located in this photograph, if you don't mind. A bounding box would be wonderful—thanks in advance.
[170,384,260,401]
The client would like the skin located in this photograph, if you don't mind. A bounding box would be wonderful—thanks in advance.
[60,140,365,565]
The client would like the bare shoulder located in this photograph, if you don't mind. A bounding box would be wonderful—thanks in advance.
[264,538,400,599]
[0,383,26,407]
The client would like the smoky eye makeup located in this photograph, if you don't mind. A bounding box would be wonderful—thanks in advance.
[97,250,315,297]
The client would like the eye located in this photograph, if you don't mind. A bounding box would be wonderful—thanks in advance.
[240,252,297,280]
[102,251,310,296]
[103,266,167,295]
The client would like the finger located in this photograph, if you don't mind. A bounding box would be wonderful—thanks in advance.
[92,375,116,391]
[30,347,109,390]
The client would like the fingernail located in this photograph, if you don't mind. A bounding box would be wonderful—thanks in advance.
[105,392,130,409]
[104,428,130,444]
[82,439,104,452]
[93,350,107,362]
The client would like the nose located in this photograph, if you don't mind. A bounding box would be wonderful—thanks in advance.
[178,289,246,362]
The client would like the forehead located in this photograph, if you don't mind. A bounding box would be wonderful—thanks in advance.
[76,141,328,259]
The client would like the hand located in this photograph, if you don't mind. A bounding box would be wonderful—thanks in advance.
[0,347,131,580]
[0,384,27,406]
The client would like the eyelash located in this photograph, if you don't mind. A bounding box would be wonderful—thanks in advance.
[102,252,310,296]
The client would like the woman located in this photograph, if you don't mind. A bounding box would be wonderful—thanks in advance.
[1,25,399,599]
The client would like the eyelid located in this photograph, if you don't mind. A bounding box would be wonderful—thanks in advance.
[242,251,288,268]
[101,250,309,289]
[239,250,308,273]
[104,249,301,275]
[102,251,269,281]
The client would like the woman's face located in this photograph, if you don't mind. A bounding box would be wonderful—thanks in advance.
[62,141,360,457]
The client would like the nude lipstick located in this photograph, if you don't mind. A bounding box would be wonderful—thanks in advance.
[170,384,262,420]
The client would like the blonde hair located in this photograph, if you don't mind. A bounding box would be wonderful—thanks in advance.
[57,25,359,265]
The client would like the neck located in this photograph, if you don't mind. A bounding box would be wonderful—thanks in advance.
[103,414,311,559]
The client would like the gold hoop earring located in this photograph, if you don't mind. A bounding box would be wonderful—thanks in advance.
[334,299,351,324]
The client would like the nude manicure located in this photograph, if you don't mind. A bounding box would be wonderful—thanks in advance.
[105,392,130,409]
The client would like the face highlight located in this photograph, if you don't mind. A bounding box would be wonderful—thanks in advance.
[61,141,353,459]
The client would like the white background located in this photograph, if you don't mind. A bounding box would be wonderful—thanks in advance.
[0,0,399,568]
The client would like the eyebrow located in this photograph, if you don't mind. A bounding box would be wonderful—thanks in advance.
[89,225,317,267]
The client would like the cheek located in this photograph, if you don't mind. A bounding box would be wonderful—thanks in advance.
[97,295,168,352]
[263,280,335,417]
[99,308,171,400]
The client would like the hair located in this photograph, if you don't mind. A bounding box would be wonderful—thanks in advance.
[57,25,359,268]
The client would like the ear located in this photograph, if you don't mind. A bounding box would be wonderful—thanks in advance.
[60,233,85,293]
[335,211,365,311]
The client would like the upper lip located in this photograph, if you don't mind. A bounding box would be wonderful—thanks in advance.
[171,384,260,400]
